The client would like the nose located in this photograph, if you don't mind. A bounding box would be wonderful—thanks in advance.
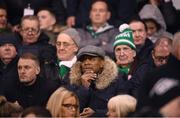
[134,31,140,37]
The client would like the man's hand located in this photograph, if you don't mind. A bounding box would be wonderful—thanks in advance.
[81,70,97,88]
[80,107,95,117]
[66,16,76,27]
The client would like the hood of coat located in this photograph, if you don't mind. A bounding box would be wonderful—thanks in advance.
[69,56,118,90]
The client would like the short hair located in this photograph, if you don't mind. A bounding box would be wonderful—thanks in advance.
[153,36,172,49]
[0,5,7,11]
[108,95,137,117]
[143,18,161,31]
[21,106,51,117]
[0,96,23,117]
[19,53,40,67]
[20,15,40,28]
[46,87,79,117]
[91,0,110,11]
[129,18,148,31]
[37,7,56,18]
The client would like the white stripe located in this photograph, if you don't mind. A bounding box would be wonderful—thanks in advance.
[114,39,136,48]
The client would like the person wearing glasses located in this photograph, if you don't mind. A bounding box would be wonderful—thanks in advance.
[40,28,81,86]
[16,15,56,64]
[151,36,172,67]
[46,87,80,117]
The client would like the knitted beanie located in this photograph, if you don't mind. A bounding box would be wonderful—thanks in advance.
[113,24,136,50]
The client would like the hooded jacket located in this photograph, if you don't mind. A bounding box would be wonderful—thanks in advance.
[68,57,128,116]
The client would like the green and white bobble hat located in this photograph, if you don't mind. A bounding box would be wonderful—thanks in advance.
[113,24,136,50]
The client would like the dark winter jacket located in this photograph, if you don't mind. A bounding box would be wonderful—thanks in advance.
[68,57,129,116]
[136,54,180,110]
[0,76,59,108]
[0,0,66,26]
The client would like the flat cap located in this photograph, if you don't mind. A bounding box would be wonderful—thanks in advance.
[0,33,18,47]
[77,45,105,60]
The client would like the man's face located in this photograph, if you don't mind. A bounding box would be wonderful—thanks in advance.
[80,55,104,74]
[37,10,56,30]
[90,1,110,26]
[152,39,171,67]
[20,19,40,44]
[129,21,147,46]
[115,45,136,67]
[0,43,17,64]
[56,33,78,61]
[0,9,7,29]
[18,58,40,85]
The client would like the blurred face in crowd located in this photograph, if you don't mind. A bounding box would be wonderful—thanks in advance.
[37,10,56,30]
[56,33,78,61]
[20,19,40,45]
[0,43,17,64]
[160,96,180,117]
[152,38,172,67]
[145,21,158,37]
[18,58,40,86]
[129,21,147,46]
[61,96,79,117]
[80,55,104,74]
[115,45,136,67]
[90,1,110,27]
[0,8,7,29]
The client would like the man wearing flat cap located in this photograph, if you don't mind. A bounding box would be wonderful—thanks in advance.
[0,33,19,93]
[68,45,128,117]
[41,28,81,86]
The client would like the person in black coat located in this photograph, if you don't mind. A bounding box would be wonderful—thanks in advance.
[0,0,66,27]
[136,31,180,116]
[0,33,19,93]
[15,15,56,64]
[68,45,129,117]
[0,53,59,108]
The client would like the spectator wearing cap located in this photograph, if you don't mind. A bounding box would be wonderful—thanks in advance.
[136,31,180,113]
[0,33,19,93]
[68,45,128,117]
[41,28,81,86]
[114,24,150,96]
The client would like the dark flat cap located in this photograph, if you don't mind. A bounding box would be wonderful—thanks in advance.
[0,33,18,47]
[77,45,105,60]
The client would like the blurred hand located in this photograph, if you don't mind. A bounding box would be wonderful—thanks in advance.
[66,16,76,27]
[81,70,97,88]
[80,107,95,117]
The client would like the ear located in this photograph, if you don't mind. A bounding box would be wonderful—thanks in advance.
[132,50,136,58]
[35,66,40,75]
[106,11,111,20]
[152,50,155,60]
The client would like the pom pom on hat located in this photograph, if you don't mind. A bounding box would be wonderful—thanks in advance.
[119,23,130,32]
[114,24,136,50]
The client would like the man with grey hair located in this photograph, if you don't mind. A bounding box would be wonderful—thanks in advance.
[41,28,81,86]
[136,31,180,116]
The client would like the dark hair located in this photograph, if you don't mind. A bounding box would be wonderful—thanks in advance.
[143,18,161,31]
[128,18,148,31]
[91,0,110,11]
[19,52,40,67]
[37,7,56,18]
[21,106,52,117]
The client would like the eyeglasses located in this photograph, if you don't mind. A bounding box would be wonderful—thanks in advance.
[21,27,40,34]
[154,56,169,62]
[56,42,74,48]
[62,104,79,110]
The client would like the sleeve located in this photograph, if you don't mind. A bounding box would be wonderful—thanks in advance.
[50,0,67,24]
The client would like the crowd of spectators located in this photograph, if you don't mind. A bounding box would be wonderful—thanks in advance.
[0,0,179,117]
